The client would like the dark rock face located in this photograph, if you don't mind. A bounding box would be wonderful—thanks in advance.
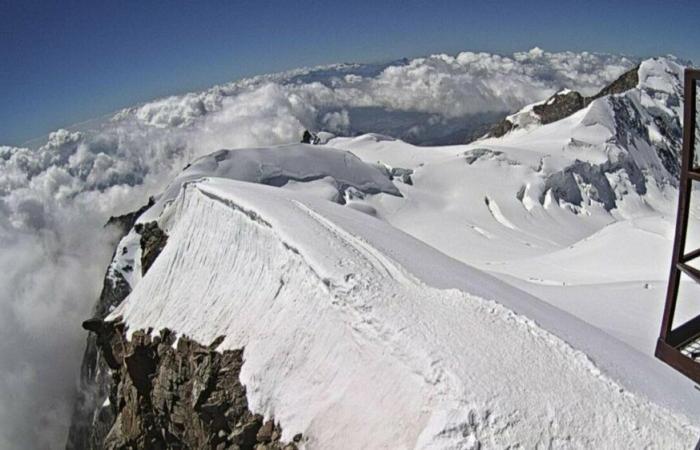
[532,91,586,125]
[485,117,513,138]
[67,201,297,449]
[608,94,682,180]
[134,221,169,275]
[300,130,320,145]
[80,319,299,450]
[67,202,167,449]
[589,65,640,101]
[67,201,155,450]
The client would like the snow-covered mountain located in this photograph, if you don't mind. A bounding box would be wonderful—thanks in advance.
[62,55,700,448]
[2,48,699,449]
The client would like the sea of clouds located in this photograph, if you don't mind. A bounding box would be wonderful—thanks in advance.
[0,48,636,448]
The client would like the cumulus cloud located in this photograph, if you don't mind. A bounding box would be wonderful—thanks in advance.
[0,48,637,448]
[119,47,635,130]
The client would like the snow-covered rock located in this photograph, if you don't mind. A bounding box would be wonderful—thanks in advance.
[478,57,688,213]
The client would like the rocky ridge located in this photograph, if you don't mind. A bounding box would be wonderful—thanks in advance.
[482,59,690,212]
[67,203,299,449]
[486,65,640,137]
[79,318,299,450]
[66,207,170,449]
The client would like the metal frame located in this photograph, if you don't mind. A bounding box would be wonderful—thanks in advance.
[656,68,700,382]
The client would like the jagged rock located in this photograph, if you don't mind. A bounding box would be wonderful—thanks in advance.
[589,65,640,101]
[389,167,413,185]
[78,321,298,450]
[134,221,168,275]
[105,197,156,238]
[485,118,513,138]
[532,90,586,125]
[67,200,154,450]
[300,130,320,144]
[256,420,275,443]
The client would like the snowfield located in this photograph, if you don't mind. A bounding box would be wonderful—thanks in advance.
[99,56,700,448]
[111,178,696,448]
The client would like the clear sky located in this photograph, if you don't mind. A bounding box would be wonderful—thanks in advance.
[1,0,699,145]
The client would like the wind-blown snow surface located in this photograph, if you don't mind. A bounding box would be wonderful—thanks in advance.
[0,49,681,448]
[112,178,695,448]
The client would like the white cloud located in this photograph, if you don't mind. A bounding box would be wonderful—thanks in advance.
[322,109,350,133]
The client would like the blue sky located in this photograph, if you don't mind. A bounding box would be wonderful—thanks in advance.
[1,0,699,145]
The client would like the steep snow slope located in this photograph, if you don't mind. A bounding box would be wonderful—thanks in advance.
[107,144,400,288]
[111,178,695,448]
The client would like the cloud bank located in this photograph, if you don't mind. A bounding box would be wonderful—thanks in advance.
[0,48,636,448]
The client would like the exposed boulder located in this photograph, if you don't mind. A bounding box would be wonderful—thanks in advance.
[301,130,320,144]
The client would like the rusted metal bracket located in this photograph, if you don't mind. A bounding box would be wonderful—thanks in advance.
[656,68,700,383]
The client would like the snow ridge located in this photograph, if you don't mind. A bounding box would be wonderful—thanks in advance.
[110,178,695,448]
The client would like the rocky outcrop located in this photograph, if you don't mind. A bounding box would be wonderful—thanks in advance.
[79,319,300,450]
[485,118,513,139]
[300,130,320,145]
[134,221,169,275]
[68,199,299,449]
[67,201,155,449]
[589,65,640,101]
[67,203,167,449]
[486,65,640,138]
[105,198,155,238]
[532,90,586,125]
[541,157,647,211]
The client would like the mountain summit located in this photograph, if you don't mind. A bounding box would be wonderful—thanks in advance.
[66,56,698,448]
